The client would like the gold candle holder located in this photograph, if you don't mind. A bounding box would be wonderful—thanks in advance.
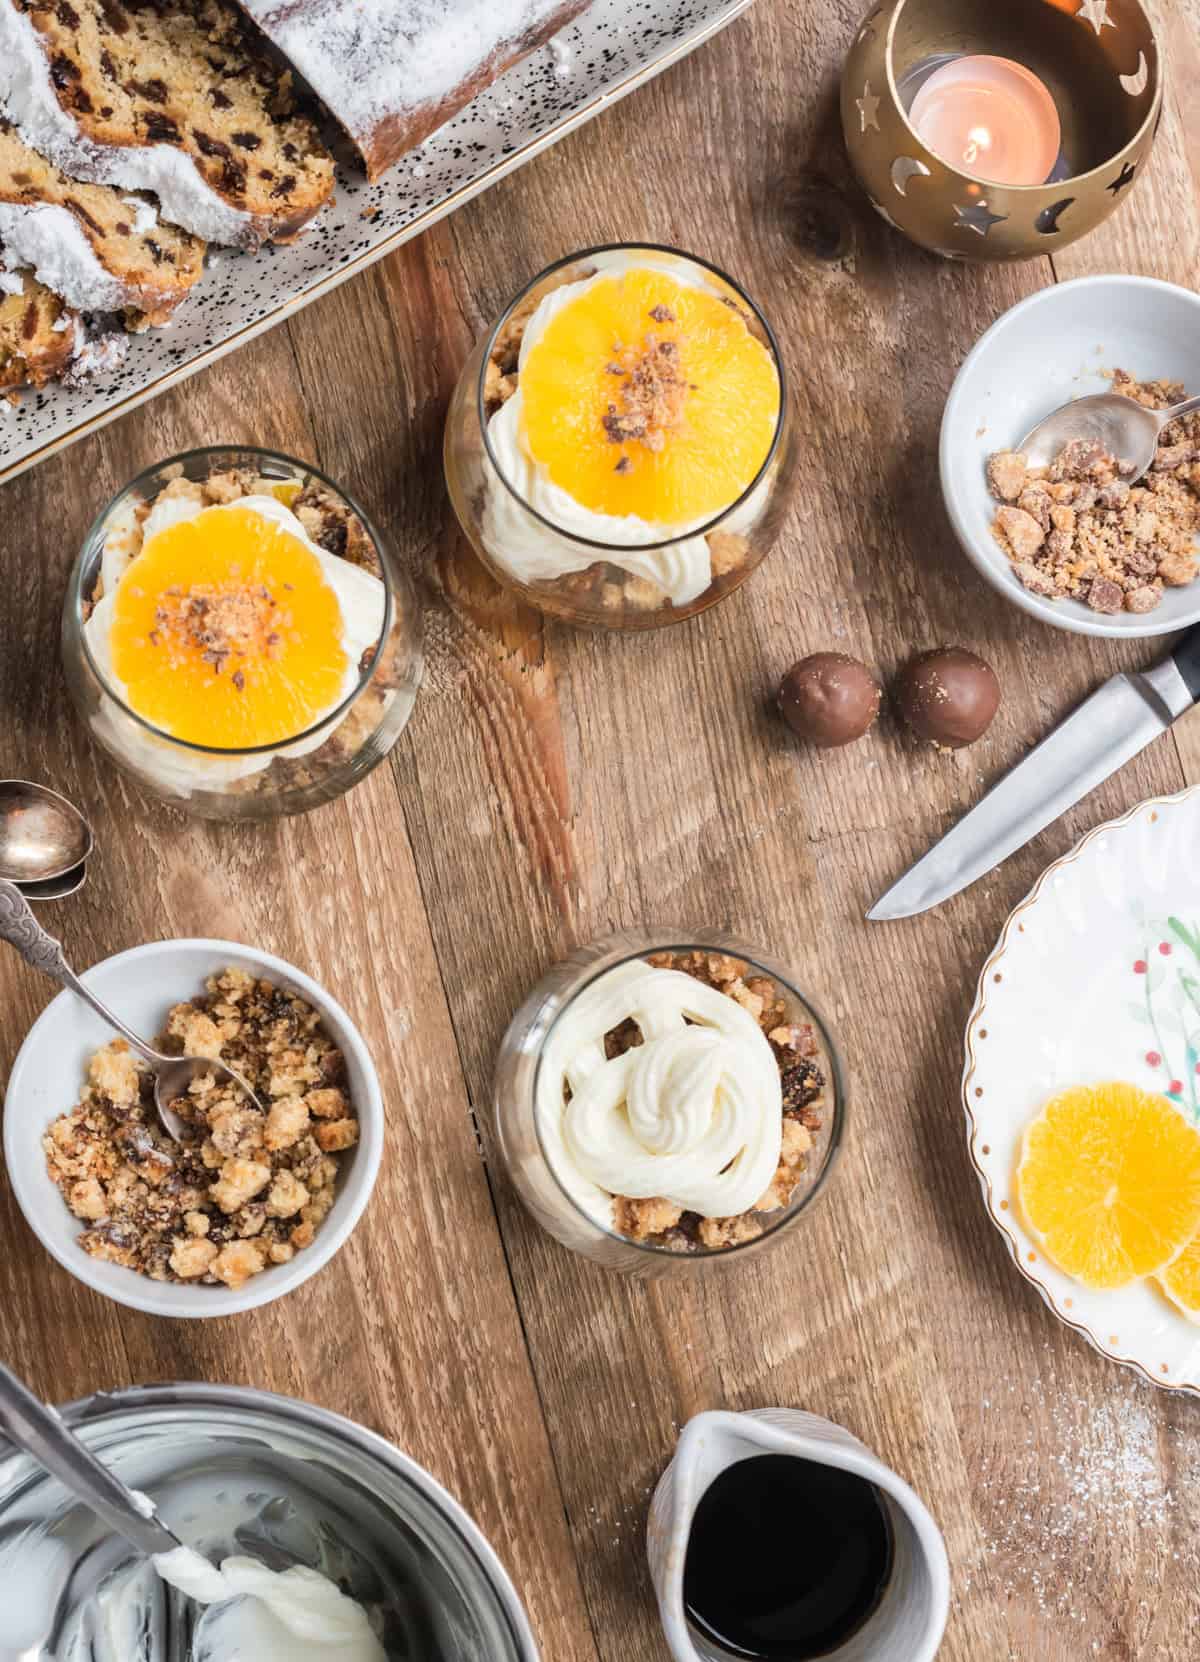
[841,0,1162,261]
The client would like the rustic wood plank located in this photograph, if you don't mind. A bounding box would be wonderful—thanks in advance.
[283,4,1198,1661]
[0,324,595,1659]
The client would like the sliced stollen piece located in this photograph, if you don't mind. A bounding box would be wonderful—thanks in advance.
[232,0,590,180]
[0,0,334,249]
[0,266,77,388]
[0,119,204,324]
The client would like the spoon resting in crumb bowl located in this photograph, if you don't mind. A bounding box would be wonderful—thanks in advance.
[0,880,263,1142]
[1019,389,1200,484]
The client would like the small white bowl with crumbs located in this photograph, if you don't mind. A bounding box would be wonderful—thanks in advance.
[3,939,383,1318]
[941,274,1200,639]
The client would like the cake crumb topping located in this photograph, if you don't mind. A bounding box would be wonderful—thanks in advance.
[600,320,690,457]
[149,582,291,680]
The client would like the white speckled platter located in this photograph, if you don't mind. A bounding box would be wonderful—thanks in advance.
[0,0,752,485]
[963,787,1200,1394]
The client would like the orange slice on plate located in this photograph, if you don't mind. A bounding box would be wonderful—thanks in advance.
[1017,1082,1200,1289]
[519,266,779,525]
[1158,1231,1200,1323]
[110,504,348,749]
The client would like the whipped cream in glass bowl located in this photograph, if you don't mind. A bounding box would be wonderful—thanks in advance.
[493,931,846,1273]
[445,245,794,631]
[62,447,423,820]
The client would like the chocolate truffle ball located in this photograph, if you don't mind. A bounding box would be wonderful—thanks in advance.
[778,653,882,748]
[895,647,1000,749]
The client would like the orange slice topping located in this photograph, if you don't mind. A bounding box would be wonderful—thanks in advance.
[110,504,348,749]
[519,267,779,524]
[1017,1082,1200,1289]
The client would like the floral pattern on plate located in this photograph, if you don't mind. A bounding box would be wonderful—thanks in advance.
[963,786,1200,1393]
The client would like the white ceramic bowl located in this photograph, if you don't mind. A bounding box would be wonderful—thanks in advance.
[3,939,383,1318]
[940,274,1200,639]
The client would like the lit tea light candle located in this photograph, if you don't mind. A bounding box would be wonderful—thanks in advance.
[908,55,1061,186]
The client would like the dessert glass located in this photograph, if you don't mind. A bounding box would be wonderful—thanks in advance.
[493,931,846,1275]
[444,244,794,630]
[61,446,423,821]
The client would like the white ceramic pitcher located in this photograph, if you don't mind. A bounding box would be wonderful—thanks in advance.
[647,1409,950,1662]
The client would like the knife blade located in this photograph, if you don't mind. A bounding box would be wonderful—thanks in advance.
[868,627,1200,920]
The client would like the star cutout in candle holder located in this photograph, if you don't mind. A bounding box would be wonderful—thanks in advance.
[1107,161,1137,194]
[1077,0,1114,34]
[953,199,1008,237]
[857,81,881,133]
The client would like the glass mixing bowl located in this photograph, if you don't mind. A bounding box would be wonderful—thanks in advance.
[61,447,424,821]
[493,930,846,1275]
[444,244,794,631]
[0,1383,538,1661]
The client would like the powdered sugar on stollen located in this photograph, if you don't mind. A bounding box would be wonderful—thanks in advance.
[236,0,583,172]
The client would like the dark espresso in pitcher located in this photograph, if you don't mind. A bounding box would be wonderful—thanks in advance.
[682,1454,894,1660]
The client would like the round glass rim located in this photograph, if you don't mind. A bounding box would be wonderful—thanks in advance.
[529,937,848,1261]
[0,1382,537,1661]
[72,444,396,759]
[886,0,1162,194]
[476,242,789,555]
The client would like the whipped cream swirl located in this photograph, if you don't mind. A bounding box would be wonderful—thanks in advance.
[537,960,783,1222]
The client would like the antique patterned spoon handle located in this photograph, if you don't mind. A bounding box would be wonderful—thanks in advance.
[0,876,72,979]
[0,878,163,1067]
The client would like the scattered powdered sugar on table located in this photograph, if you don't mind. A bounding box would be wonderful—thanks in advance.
[963,1362,1200,1635]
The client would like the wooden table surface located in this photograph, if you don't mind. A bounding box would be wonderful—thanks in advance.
[3,2,1200,1657]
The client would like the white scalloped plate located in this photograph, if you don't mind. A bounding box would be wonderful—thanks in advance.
[963,787,1200,1394]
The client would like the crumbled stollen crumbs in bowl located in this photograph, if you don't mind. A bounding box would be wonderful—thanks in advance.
[988,371,1200,618]
[43,968,362,1294]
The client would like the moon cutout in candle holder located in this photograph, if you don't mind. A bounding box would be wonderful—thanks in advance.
[953,200,1008,237]
[1120,52,1149,95]
[890,156,930,196]
[1035,197,1075,234]
[1077,0,1114,34]
[1107,161,1137,194]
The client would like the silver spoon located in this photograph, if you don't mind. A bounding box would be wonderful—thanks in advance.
[1019,389,1200,483]
[13,859,89,902]
[0,879,263,1142]
[0,1361,181,1559]
[0,780,93,886]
